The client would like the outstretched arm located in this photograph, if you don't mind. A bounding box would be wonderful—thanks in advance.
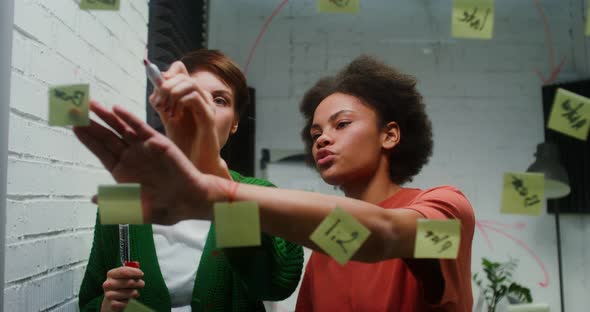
[74,101,428,262]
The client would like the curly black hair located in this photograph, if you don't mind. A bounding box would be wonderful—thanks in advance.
[299,55,433,185]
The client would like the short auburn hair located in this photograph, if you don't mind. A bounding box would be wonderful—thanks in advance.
[180,49,249,118]
[300,55,433,185]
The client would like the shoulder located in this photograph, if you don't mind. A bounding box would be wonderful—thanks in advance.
[230,170,275,187]
[409,185,475,224]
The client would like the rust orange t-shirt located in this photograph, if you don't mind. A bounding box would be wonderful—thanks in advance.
[295,186,475,312]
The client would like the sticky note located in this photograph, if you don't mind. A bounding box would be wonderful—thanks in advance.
[214,201,261,248]
[547,88,590,141]
[414,219,461,259]
[309,207,370,265]
[586,1,590,36]
[124,299,155,312]
[451,0,494,39]
[501,172,544,216]
[80,0,120,10]
[98,184,143,224]
[507,303,550,312]
[48,84,90,126]
[317,0,360,13]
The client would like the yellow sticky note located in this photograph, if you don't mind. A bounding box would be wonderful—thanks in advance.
[414,219,461,259]
[586,1,590,36]
[48,84,90,126]
[452,0,494,39]
[124,299,154,312]
[317,0,360,13]
[80,0,120,10]
[501,172,544,216]
[98,184,143,224]
[309,207,370,265]
[547,88,590,141]
[214,201,261,248]
[507,303,550,312]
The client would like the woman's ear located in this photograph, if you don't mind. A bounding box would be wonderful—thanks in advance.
[230,117,239,134]
[382,121,400,150]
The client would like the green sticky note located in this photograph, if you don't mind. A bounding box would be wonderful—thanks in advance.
[414,219,461,259]
[48,84,90,126]
[124,299,155,312]
[98,184,143,224]
[507,303,550,312]
[309,207,370,265]
[501,172,544,216]
[80,0,120,10]
[586,2,590,36]
[317,0,360,13]
[451,0,494,39]
[214,201,261,248]
[547,88,590,141]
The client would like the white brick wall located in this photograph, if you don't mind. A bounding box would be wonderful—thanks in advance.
[209,0,590,311]
[5,0,148,310]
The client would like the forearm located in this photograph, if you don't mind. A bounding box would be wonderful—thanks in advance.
[190,133,231,179]
[203,175,419,262]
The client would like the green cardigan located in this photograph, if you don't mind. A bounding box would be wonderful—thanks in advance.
[79,171,304,311]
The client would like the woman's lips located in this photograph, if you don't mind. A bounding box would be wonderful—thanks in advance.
[316,149,335,166]
[317,154,335,166]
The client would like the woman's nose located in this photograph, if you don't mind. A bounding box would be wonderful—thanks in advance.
[316,133,332,147]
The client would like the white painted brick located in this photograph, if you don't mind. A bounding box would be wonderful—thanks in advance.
[7,0,149,308]
[28,44,79,85]
[13,0,56,46]
[5,233,92,283]
[7,157,113,196]
[9,72,48,120]
[120,0,148,44]
[37,0,81,32]
[4,265,86,311]
[8,111,103,167]
[130,0,149,25]
[11,31,30,73]
[6,199,96,244]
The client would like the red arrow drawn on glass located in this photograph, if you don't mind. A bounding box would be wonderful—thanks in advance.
[475,220,549,288]
[532,0,566,85]
[244,0,290,75]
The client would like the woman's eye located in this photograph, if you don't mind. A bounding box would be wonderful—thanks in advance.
[336,121,351,129]
[311,133,321,142]
[214,97,228,106]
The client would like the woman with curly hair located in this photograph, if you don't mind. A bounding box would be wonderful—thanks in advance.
[74,55,475,311]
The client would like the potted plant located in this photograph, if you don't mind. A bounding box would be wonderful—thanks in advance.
[472,257,533,312]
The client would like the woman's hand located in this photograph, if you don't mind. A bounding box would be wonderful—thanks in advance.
[100,267,144,312]
[74,100,215,224]
[148,61,227,177]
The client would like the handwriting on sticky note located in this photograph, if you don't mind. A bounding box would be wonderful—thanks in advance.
[452,0,494,39]
[48,84,90,126]
[501,172,544,216]
[124,299,155,312]
[547,88,590,141]
[414,219,461,259]
[309,207,370,265]
[80,0,120,10]
[98,184,143,224]
[214,201,261,248]
[317,0,360,13]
